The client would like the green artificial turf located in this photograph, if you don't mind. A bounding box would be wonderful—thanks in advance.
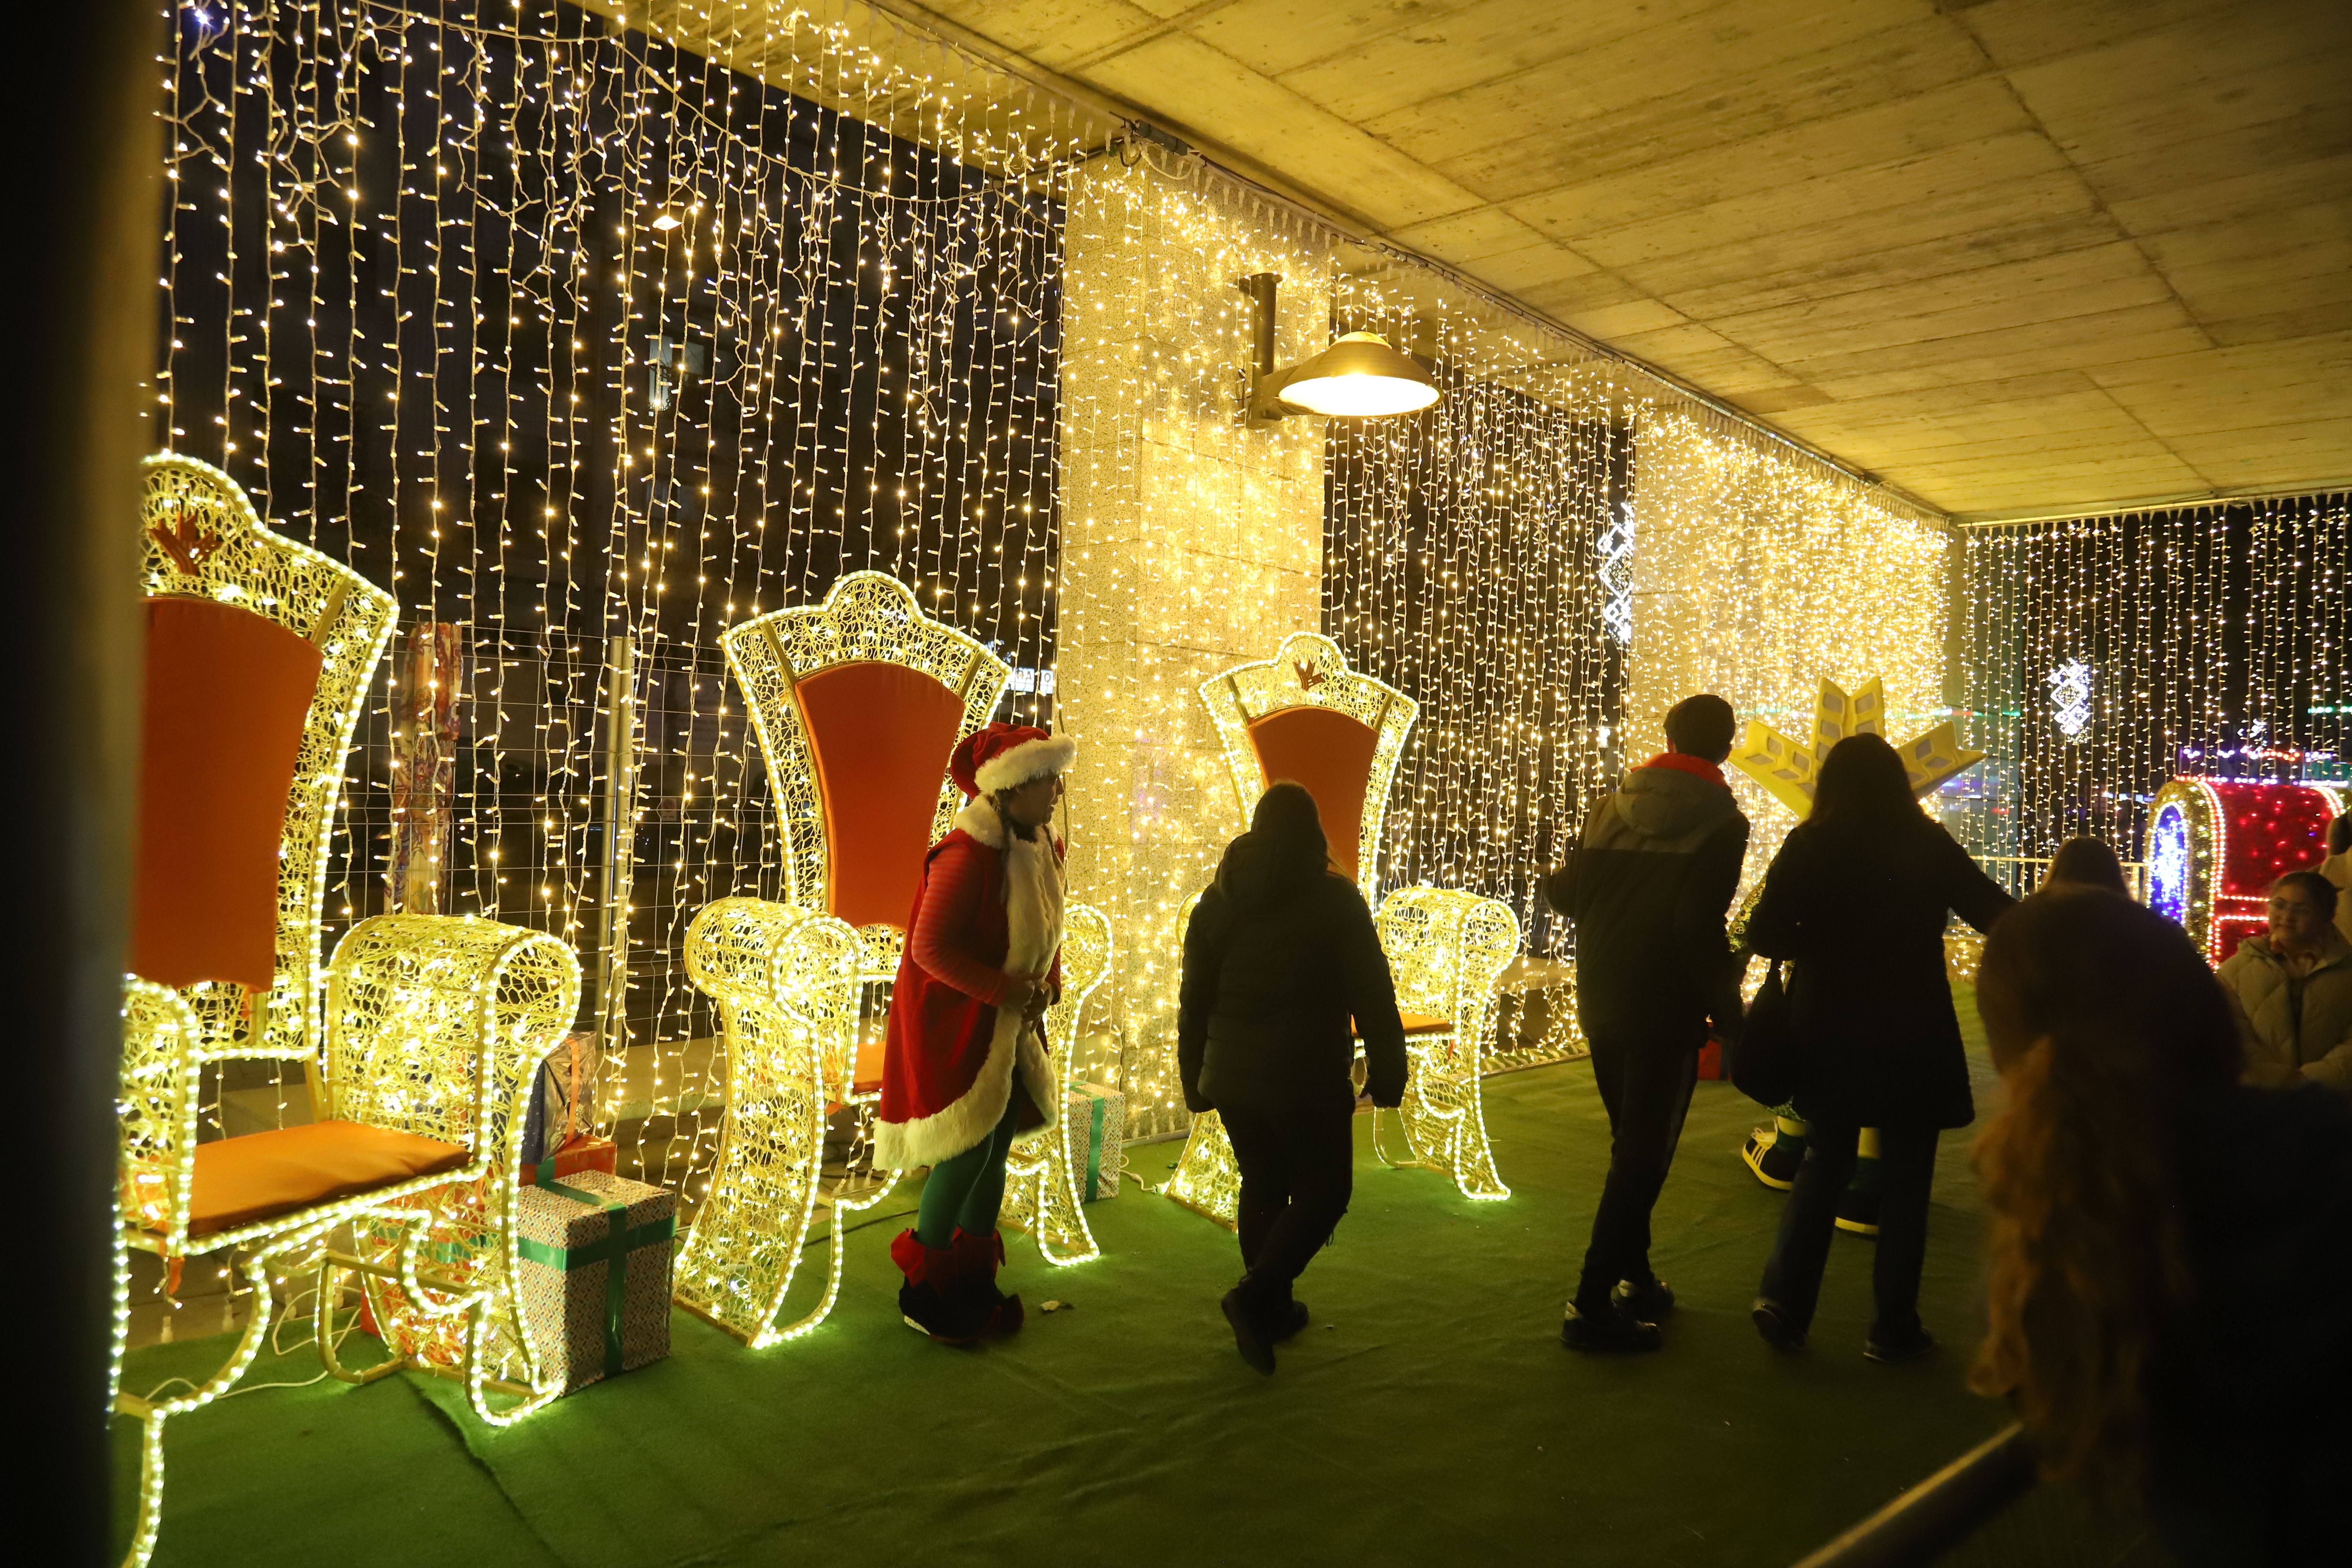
[116,1001,2065,1568]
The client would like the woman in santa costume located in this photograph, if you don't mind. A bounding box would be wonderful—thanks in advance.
[875,721,1075,1343]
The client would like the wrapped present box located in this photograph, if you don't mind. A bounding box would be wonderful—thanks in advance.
[521,1132,616,1190]
[516,1170,675,1393]
[1067,1081,1125,1202]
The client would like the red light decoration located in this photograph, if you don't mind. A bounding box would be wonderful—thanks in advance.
[2148,777,2344,962]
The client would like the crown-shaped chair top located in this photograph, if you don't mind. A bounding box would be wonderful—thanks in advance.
[1200,632,1416,903]
[133,454,397,1056]
[722,571,1011,931]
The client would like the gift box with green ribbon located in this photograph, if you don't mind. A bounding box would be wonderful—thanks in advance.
[515,1169,676,1393]
[1066,1081,1125,1202]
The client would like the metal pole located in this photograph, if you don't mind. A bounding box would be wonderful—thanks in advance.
[594,635,637,1050]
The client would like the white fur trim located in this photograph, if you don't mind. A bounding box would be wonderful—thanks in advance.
[873,809,1063,1168]
[974,734,1076,795]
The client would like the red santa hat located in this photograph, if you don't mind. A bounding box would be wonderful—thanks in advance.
[951,723,1077,799]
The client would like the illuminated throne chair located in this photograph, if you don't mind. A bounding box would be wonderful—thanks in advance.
[1163,633,1518,1224]
[678,572,1112,1347]
[115,456,582,1568]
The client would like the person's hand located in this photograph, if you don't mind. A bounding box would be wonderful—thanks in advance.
[1000,970,1048,1016]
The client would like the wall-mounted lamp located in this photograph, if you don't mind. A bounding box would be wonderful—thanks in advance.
[1237,271,1438,423]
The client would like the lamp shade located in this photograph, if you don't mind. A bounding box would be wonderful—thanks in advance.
[1277,332,1438,418]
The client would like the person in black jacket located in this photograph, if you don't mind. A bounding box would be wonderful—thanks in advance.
[1744,732,2013,1360]
[1544,694,1749,1352]
[1179,781,1407,1375]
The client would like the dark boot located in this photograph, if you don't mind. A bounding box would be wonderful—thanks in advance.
[1612,1277,1675,1319]
[1751,1296,1806,1351]
[890,1230,982,1345]
[1222,1278,1277,1374]
[952,1227,1023,1338]
[1561,1299,1662,1352]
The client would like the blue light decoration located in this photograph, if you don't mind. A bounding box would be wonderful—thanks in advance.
[2147,800,2191,925]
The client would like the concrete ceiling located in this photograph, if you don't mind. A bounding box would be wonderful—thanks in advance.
[870,0,2352,518]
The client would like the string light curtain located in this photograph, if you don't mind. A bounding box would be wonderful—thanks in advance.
[1958,492,2352,868]
[159,0,1092,1202]
[1056,146,1337,1139]
[1625,409,1955,892]
[1324,297,1626,956]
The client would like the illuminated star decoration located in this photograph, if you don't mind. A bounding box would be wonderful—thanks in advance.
[2046,659,2092,742]
[1729,677,1984,820]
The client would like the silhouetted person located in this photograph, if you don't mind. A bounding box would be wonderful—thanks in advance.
[1544,694,1747,1352]
[1179,781,1406,1375]
[2042,834,2129,896]
[1975,888,2352,1565]
[1746,732,2012,1361]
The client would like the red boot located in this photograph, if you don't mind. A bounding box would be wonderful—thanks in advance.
[890,1230,983,1344]
[952,1227,1023,1338]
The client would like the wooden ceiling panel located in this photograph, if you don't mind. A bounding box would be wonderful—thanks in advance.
[808,0,2352,512]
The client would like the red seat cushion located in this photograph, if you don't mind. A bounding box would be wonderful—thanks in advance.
[131,597,325,990]
[1247,706,1380,880]
[175,1120,470,1238]
[793,662,968,930]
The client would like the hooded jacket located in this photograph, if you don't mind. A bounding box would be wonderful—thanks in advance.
[1177,831,1407,1117]
[1543,755,1749,1042]
[2219,929,2352,1092]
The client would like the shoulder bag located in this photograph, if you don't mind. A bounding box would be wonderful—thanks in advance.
[1729,959,1804,1109]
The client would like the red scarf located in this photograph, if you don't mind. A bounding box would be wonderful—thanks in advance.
[1643,752,1727,787]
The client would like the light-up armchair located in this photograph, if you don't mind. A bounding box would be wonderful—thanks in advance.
[1163,633,1518,1224]
[114,456,582,1568]
[677,572,1111,1346]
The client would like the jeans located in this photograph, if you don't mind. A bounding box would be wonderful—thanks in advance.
[1575,1033,1700,1310]
[1220,1098,1355,1306]
[1759,1116,1938,1340]
[913,1091,1025,1248]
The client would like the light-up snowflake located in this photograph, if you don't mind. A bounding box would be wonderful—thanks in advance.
[2047,659,2092,742]
[1598,499,1636,647]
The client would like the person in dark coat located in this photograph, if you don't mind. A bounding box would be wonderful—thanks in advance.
[1179,781,1407,1374]
[1973,888,2352,1566]
[1543,694,1749,1352]
[1745,732,2014,1360]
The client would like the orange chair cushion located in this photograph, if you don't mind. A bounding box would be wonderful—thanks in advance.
[1355,1011,1452,1039]
[176,1120,470,1238]
[794,661,968,930]
[131,596,324,991]
[849,1035,889,1096]
[1247,706,1380,880]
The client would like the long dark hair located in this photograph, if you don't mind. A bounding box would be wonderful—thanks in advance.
[1971,888,2244,1500]
[2043,835,2128,895]
[1215,780,1329,907]
[1807,732,1924,837]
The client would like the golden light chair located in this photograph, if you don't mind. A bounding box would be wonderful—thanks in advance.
[677,572,1112,1347]
[1163,632,1519,1224]
[114,455,582,1568]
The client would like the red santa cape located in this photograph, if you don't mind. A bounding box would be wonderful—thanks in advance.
[873,794,1065,1169]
